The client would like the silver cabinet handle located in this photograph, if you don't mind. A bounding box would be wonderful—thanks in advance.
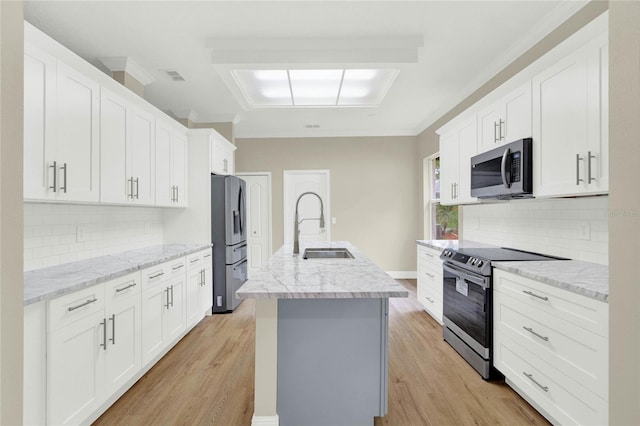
[523,326,549,342]
[203,253,212,258]
[223,158,228,173]
[171,185,176,202]
[128,177,134,199]
[424,252,434,258]
[164,287,170,309]
[115,282,137,293]
[60,163,68,193]
[425,272,435,278]
[172,264,184,271]
[576,154,584,185]
[109,314,116,345]
[176,186,179,203]
[68,298,98,311]
[425,297,434,303]
[100,318,107,350]
[190,258,199,263]
[170,285,174,307]
[523,372,549,392]
[49,161,57,192]
[499,119,505,141]
[149,271,165,280]
[135,177,139,199]
[494,121,499,143]
[588,151,596,183]
[522,290,548,301]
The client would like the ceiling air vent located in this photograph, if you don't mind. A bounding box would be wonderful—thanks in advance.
[304,124,320,129]
[163,70,185,82]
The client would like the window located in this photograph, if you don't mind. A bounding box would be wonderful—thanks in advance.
[425,155,458,240]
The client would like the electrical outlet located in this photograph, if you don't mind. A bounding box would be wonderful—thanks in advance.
[579,221,591,240]
[332,217,337,225]
[76,225,87,242]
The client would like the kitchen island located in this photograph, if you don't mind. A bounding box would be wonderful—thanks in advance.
[237,241,408,426]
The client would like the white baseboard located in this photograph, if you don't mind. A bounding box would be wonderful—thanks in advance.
[252,414,280,426]
[386,271,417,279]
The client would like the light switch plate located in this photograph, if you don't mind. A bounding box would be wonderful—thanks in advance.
[332,217,337,225]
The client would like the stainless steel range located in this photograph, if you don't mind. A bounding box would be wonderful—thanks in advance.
[440,246,565,379]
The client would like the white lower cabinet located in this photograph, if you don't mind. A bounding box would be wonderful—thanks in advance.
[416,245,443,324]
[493,269,608,425]
[186,249,213,328]
[31,248,212,425]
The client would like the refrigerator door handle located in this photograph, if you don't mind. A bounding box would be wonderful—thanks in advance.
[238,184,245,236]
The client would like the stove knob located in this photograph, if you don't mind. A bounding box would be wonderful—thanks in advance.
[477,260,484,267]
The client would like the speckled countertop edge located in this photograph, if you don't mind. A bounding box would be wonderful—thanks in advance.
[237,241,409,300]
[24,244,212,306]
[493,260,609,303]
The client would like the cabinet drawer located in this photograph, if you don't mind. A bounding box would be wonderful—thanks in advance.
[417,246,443,267]
[417,268,443,300]
[418,257,442,275]
[494,331,607,426]
[142,257,186,290]
[493,269,608,337]
[417,281,443,323]
[494,290,608,400]
[48,284,105,332]
[186,252,203,271]
[105,271,141,303]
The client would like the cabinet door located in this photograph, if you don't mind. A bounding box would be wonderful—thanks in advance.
[130,107,155,205]
[164,276,186,343]
[186,267,203,328]
[171,130,188,206]
[586,33,609,194]
[56,62,100,202]
[439,131,458,206]
[155,121,173,207]
[533,47,589,197]
[456,116,478,204]
[503,82,532,144]
[141,284,167,365]
[99,88,129,204]
[200,263,213,315]
[210,139,224,174]
[105,294,141,395]
[24,43,57,200]
[48,310,106,425]
[477,103,502,153]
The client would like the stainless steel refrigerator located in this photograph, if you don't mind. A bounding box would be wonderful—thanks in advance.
[211,174,247,313]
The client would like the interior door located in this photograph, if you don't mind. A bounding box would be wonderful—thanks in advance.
[283,170,330,246]
[237,173,272,278]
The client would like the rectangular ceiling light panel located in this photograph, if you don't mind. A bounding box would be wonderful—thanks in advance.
[231,68,398,107]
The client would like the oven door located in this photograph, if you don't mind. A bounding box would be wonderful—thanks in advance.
[442,262,491,354]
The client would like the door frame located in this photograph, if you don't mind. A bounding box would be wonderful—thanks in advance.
[236,172,273,256]
[283,169,331,243]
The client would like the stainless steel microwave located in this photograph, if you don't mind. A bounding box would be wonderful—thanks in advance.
[470,138,533,200]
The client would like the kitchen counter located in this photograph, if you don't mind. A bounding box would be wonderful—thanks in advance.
[24,243,211,305]
[493,260,609,303]
[416,239,499,252]
[237,240,408,299]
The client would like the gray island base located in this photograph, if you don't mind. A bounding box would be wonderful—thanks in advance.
[237,241,408,426]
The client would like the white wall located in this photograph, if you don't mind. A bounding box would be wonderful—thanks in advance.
[24,203,164,271]
[462,196,608,264]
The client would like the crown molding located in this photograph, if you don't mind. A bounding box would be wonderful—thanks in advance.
[97,56,155,86]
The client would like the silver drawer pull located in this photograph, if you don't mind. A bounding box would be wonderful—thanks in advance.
[424,253,434,258]
[172,264,184,270]
[115,282,137,293]
[523,326,549,342]
[149,272,165,279]
[68,298,98,311]
[203,253,212,258]
[425,272,435,278]
[190,258,199,263]
[425,297,434,303]
[523,372,549,392]
[522,290,548,301]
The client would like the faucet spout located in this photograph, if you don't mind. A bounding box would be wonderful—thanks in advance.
[293,191,325,255]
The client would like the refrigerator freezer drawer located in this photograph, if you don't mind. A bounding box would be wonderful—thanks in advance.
[226,243,247,265]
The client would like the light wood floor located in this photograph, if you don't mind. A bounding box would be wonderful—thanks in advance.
[94,279,549,425]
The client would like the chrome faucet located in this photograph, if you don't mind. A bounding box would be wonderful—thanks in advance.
[293,191,325,255]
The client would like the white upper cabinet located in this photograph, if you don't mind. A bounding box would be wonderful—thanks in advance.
[439,116,478,206]
[478,82,532,152]
[210,131,236,175]
[55,62,101,203]
[100,87,129,204]
[24,43,100,203]
[533,32,608,198]
[155,121,187,207]
[130,107,156,205]
[24,43,57,201]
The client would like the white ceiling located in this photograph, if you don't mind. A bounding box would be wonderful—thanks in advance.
[24,1,587,139]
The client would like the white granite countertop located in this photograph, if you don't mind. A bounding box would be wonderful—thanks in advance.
[24,244,211,306]
[237,241,408,299]
[493,260,609,303]
[416,239,501,251]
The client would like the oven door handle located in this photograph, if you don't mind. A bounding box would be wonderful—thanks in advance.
[443,262,489,289]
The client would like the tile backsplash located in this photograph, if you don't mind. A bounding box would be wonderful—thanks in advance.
[462,196,608,265]
[24,203,164,271]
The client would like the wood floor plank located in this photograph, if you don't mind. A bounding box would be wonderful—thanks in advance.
[94,279,549,426]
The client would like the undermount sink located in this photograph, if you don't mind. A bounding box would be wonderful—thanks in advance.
[302,248,354,259]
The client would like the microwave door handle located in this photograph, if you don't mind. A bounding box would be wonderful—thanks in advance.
[500,148,511,188]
